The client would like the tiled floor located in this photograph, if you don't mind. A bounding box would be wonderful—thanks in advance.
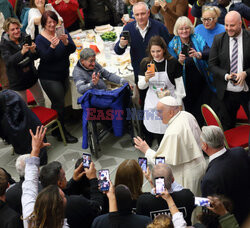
[0,119,151,191]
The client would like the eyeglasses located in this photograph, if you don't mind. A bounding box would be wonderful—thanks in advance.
[201,17,215,23]
[178,27,191,31]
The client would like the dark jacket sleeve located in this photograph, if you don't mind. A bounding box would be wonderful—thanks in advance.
[191,1,202,18]
[230,3,250,20]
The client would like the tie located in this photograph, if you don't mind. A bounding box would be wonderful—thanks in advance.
[230,38,238,73]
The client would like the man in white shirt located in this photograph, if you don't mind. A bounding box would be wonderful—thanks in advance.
[134,96,206,196]
[200,125,250,225]
[208,10,250,130]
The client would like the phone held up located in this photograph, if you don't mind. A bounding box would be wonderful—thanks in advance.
[121,30,131,45]
[147,63,155,74]
[182,43,190,57]
[138,157,147,172]
[82,153,91,168]
[155,157,165,165]
[98,169,110,191]
[195,197,210,207]
[155,177,165,195]
[24,35,32,46]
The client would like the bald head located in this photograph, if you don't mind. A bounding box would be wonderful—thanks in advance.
[225,11,242,37]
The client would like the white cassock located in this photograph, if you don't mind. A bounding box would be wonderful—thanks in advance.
[145,111,206,196]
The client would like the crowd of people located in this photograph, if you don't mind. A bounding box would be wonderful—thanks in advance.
[0,0,250,227]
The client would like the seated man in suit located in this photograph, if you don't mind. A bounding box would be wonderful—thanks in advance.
[200,125,250,225]
[136,163,195,226]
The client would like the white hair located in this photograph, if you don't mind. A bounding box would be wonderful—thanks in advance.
[200,125,225,149]
[132,2,149,13]
[15,154,30,177]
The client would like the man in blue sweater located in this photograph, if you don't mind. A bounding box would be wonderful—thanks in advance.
[114,2,171,84]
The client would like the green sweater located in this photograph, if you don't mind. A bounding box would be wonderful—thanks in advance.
[219,213,240,228]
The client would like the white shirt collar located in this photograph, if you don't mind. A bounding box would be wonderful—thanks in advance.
[229,29,243,41]
[136,20,150,32]
[209,147,227,163]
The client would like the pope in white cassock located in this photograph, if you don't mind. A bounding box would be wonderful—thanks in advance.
[134,96,206,196]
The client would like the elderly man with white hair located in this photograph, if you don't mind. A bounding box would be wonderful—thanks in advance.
[200,125,250,225]
[134,96,206,195]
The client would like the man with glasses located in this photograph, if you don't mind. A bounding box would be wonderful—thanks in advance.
[208,11,250,130]
[73,48,128,94]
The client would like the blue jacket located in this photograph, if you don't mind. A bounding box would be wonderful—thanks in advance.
[114,18,170,83]
[78,83,130,149]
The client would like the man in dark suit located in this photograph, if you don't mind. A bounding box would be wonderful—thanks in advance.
[200,125,250,225]
[208,11,250,130]
[136,164,195,226]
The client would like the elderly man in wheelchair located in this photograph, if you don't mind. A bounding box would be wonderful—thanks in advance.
[73,48,138,157]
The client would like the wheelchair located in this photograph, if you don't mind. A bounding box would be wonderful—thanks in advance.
[78,83,141,158]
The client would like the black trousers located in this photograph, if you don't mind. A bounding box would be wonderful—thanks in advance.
[212,90,250,130]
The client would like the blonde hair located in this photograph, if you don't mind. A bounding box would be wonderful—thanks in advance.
[173,16,194,36]
[3,17,22,32]
[147,214,174,228]
[202,6,221,22]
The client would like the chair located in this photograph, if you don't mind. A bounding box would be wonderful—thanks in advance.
[188,4,197,26]
[201,104,250,149]
[31,106,67,146]
[26,89,37,106]
[236,105,249,125]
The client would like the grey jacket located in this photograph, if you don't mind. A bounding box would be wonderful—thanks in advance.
[72,61,127,94]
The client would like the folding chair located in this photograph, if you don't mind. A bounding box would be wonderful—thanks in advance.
[236,105,249,125]
[31,106,67,146]
[201,104,250,149]
[26,89,36,106]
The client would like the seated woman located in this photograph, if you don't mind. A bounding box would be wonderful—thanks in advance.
[35,10,77,143]
[138,36,183,146]
[195,6,225,48]
[168,16,214,127]
[26,0,63,40]
[73,48,128,95]
[0,17,45,106]
[48,0,81,32]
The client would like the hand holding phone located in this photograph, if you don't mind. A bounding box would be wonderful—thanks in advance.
[181,43,190,57]
[82,153,91,168]
[138,157,147,172]
[147,63,155,74]
[155,177,165,195]
[98,169,110,191]
[121,30,131,44]
[24,35,32,46]
[195,197,211,207]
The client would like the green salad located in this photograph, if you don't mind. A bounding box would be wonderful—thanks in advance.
[100,31,117,41]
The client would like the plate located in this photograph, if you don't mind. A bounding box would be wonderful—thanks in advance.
[94,25,114,34]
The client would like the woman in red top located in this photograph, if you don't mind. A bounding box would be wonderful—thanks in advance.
[48,0,82,31]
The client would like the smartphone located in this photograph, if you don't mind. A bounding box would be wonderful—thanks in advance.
[82,153,91,168]
[56,24,65,37]
[24,35,32,46]
[195,197,210,207]
[182,43,190,57]
[98,169,110,191]
[121,30,131,44]
[138,157,147,172]
[230,75,237,84]
[155,157,165,165]
[147,63,155,73]
[155,177,165,195]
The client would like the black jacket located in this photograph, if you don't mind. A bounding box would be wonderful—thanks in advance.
[0,200,23,228]
[0,32,38,91]
[0,90,47,165]
[201,147,250,225]
[79,0,120,28]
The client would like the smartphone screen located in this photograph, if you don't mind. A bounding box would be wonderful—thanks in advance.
[98,169,110,191]
[56,25,65,37]
[181,44,190,57]
[147,63,155,73]
[155,177,165,195]
[155,157,165,165]
[82,153,91,168]
[138,157,147,172]
[194,197,210,207]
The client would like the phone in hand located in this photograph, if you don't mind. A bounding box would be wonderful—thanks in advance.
[155,157,165,165]
[121,30,131,44]
[24,35,32,46]
[230,75,237,84]
[138,157,147,172]
[147,63,155,73]
[195,197,210,207]
[182,43,190,57]
[98,169,110,191]
[56,24,65,37]
[155,177,165,195]
[82,153,91,168]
